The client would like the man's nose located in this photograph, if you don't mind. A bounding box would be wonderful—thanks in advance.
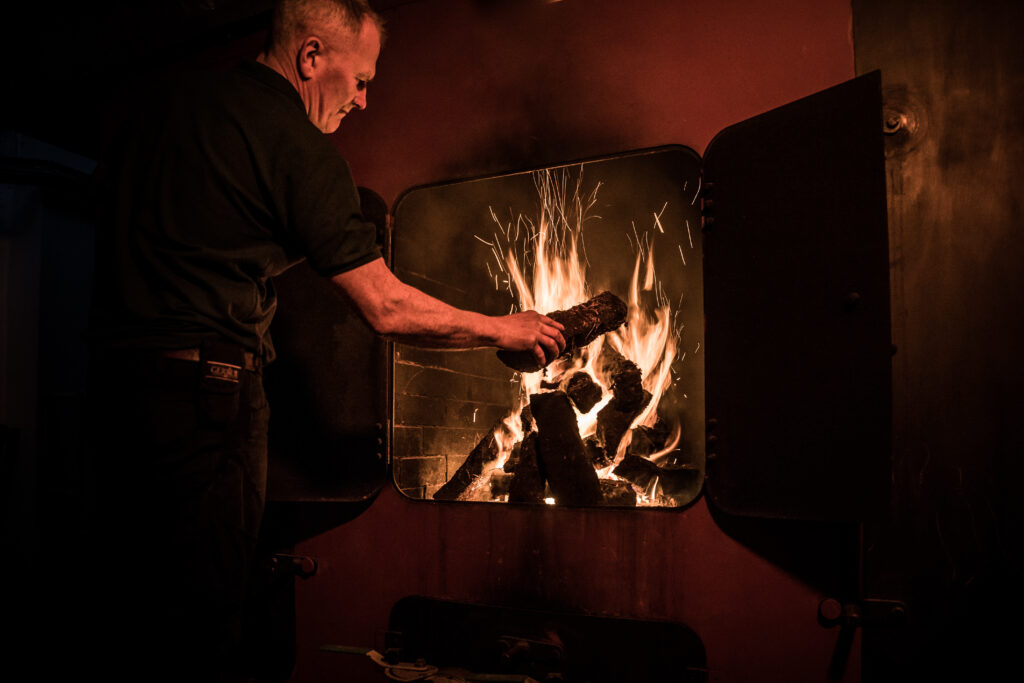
[353,90,367,110]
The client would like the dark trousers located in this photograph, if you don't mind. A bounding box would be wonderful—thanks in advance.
[86,347,268,681]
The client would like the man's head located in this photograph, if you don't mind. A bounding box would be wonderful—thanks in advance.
[263,0,385,133]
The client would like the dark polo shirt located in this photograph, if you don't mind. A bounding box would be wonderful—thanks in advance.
[91,60,381,362]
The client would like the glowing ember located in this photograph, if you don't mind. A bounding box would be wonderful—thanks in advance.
[472,167,686,506]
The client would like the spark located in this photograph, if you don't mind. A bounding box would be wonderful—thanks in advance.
[686,219,693,249]
[653,202,668,233]
[691,176,702,206]
[491,246,506,272]
[678,243,686,267]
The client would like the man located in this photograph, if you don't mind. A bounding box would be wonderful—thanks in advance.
[87,0,564,679]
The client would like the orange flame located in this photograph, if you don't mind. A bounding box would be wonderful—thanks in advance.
[482,167,682,501]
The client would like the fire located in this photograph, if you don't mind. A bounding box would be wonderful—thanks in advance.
[476,166,684,506]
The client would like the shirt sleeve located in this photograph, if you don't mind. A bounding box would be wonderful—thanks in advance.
[279,130,383,277]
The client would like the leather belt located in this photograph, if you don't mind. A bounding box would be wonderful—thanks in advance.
[161,347,260,372]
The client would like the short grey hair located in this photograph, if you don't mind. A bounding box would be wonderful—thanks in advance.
[268,0,386,52]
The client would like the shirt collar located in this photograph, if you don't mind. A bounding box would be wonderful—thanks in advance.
[237,60,306,114]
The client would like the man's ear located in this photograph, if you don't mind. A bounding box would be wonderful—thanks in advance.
[297,36,322,81]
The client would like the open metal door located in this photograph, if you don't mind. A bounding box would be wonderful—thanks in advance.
[264,187,389,504]
[702,71,891,520]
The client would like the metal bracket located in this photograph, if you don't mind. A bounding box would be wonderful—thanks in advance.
[819,598,905,680]
[263,553,318,580]
[375,421,386,463]
[818,597,907,629]
[699,180,715,232]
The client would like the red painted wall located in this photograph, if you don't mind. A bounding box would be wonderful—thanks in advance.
[335,0,855,200]
[296,1,858,681]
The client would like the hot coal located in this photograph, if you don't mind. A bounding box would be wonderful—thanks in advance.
[489,470,514,499]
[611,454,659,489]
[519,404,534,434]
[656,460,702,499]
[508,433,545,503]
[595,344,651,462]
[597,343,647,411]
[612,454,701,501]
[627,427,657,458]
[596,392,652,464]
[600,478,637,506]
[625,419,667,452]
[563,371,602,414]
[439,289,685,506]
[497,291,629,373]
[584,435,611,469]
[530,391,602,506]
[432,419,506,501]
[502,440,521,473]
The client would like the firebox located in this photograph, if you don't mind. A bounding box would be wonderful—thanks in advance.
[266,71,890,522]
[391,147,704,508]
[387,72,891,516]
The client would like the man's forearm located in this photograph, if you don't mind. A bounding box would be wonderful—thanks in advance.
[331,257,565,366]
[367,279,500,348]
[331,258,496,348]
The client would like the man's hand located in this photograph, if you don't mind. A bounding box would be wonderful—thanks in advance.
[493,311,566,369]
[332,258,565,361]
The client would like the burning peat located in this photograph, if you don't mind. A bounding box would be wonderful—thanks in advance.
[433,169,699,507]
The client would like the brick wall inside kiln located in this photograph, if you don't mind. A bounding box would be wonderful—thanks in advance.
[393,345,519,499]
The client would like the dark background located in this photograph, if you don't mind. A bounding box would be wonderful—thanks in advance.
[2,1,1022,681]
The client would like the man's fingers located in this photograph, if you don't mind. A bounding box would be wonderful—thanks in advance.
[503,311,567,368]
[529,332,561,369]
[549,326,566,354]
[543,315,565,332]
[534,316,565,354]
[538,333,562,362]
[532,344,547,369]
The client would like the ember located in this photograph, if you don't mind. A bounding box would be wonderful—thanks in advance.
[433,168,694,507]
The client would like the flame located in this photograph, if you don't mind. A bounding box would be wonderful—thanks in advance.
[482,166,682,503]
[606,235,679,443]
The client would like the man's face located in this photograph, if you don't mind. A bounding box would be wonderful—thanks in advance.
[312,17,381,134]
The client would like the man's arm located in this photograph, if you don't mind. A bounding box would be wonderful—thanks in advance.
[331,257,565,368]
